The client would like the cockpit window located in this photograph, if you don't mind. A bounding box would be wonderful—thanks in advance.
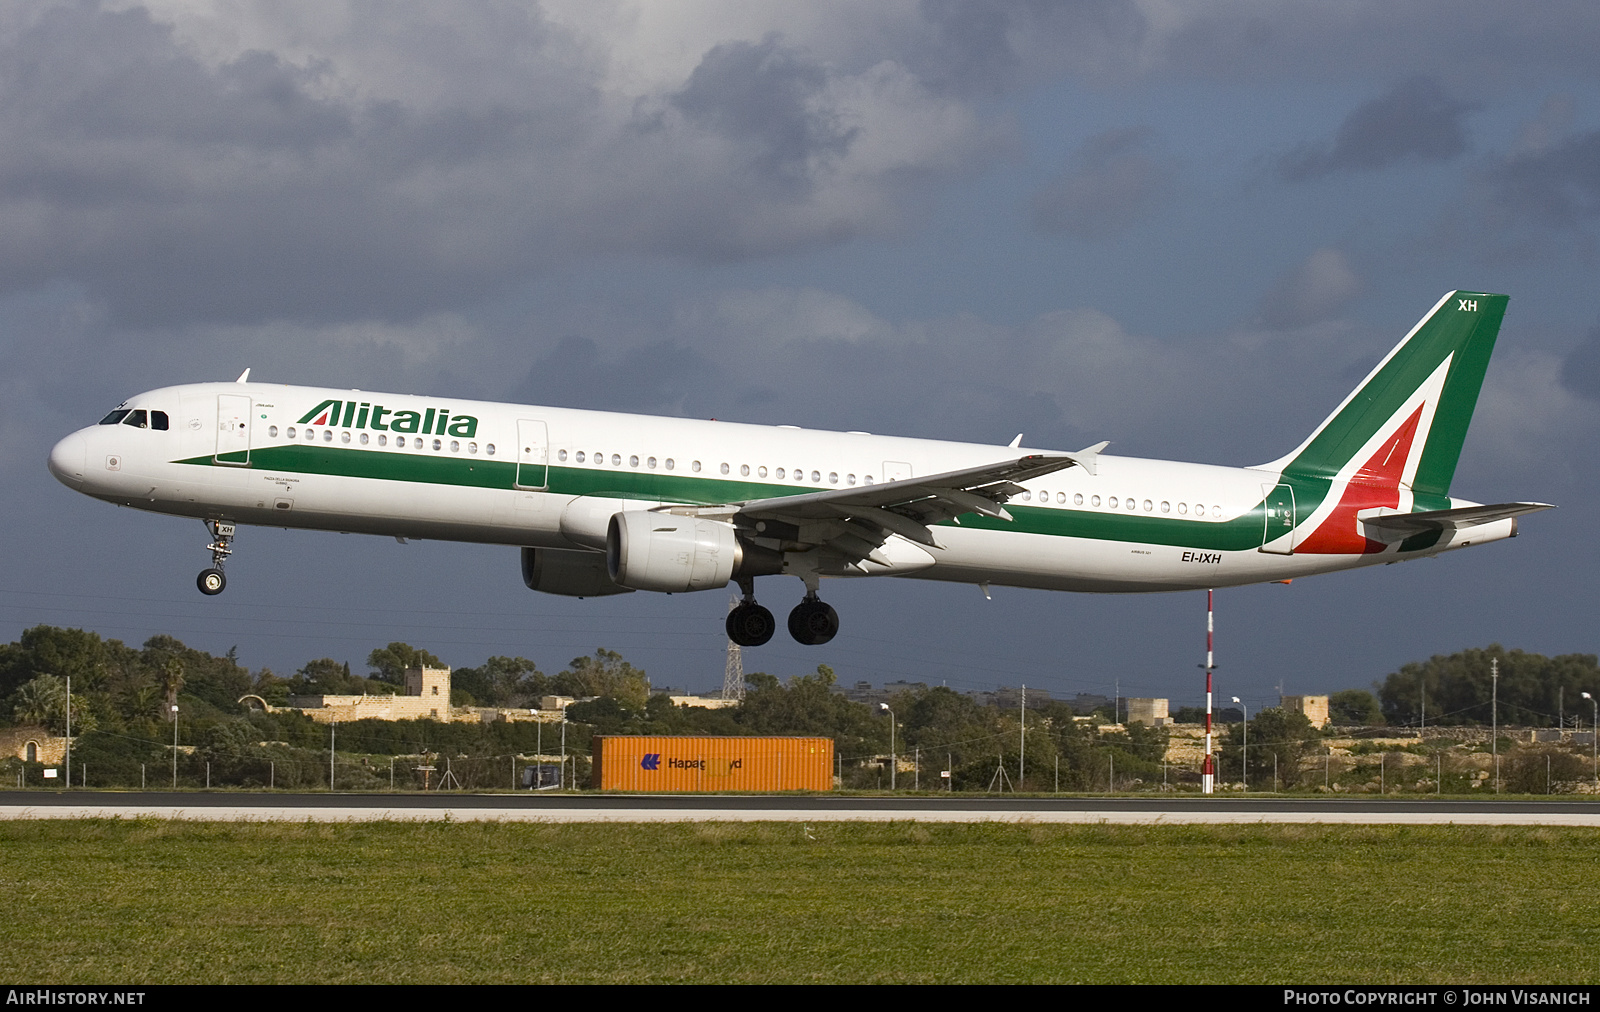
[99,409,130,425]
[121,410,149,428]
[151,411,169,430]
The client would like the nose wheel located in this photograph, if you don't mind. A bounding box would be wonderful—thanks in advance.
[787,594,839,645]
[198,521,235,596]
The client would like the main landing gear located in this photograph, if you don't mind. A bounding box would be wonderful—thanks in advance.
[197,520,235,596]
[725,579,839,647]
[787,593,839,646]
[726,578,776,647]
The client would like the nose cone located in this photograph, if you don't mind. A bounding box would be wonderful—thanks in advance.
[48,431,88,488]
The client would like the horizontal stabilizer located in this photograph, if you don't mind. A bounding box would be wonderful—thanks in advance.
[1358,502,1554,537]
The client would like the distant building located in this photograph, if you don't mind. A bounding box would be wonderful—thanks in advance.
[1125,698,1170,727]
[1280,695,1330,728]
[0,726,66,764]
[288,665,456,723]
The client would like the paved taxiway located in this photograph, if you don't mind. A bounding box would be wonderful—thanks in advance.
[3,792,1598,824]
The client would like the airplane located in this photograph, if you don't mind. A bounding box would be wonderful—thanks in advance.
[48,290,1551,647]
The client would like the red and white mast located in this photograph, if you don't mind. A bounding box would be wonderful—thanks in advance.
[1203,589,1216,794]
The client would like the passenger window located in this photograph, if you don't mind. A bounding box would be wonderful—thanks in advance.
[757,466,767,478]
[720,463,730,475]
[450,441,459,453]
[1092,495,1102,507]
[665,459,675,470]
[342,432,352,444]
[776,468,786,479]
[740,464,749,476]
[269,426,279,438]
[630,455,640,467]
[324,430,334,443]
[379,434,388,446]
[1074,493,1084,505]
[486,444,495,455]
[467,441,476,453]
[828,472,838,485]
[864,475,873,485]
[151,411,169,430]
[611,453,621,466]
[1109,497,1119,509]
[1195,504,1204,516]
[692,461,702,472]
[810,470,821,483]
[648,457,657,469]
[122,410,148,428]
[287,427,296,439]
[558,450,568,462]
[432,439,442,451]
[575,451,585,462]
[847,474,856,485]
[1160,501,1170,513]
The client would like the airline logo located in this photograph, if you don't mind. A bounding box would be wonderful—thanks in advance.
[296,398,479,438]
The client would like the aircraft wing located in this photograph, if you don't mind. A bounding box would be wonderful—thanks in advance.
[1359,502,1555,538]
[732,442,1108,554]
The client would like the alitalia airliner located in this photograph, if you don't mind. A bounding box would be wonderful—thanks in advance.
[48,291,1550,647]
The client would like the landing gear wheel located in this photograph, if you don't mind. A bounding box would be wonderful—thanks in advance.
[787,597,839,646]
[726,603,776,647]
[197,568,227,596]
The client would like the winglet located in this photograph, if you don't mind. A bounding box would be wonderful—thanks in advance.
[1007,433,1023,449]
[235,368,251,384]
[1063,440,1110,476]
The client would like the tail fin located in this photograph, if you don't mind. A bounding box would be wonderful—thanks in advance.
[1261,291,1507,504]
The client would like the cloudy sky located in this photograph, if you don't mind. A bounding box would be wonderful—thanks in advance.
[5,1,1600,709]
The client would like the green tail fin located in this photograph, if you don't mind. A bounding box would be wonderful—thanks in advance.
[1264,291,1507,501]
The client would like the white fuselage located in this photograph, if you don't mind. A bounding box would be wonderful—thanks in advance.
[47,381,1513,595]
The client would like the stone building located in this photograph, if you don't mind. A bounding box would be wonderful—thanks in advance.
[1125,698,1171,727]
[287,665,457,724]
[1280,695,1331,728]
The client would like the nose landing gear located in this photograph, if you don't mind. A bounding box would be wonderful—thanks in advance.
[197,520,235,596]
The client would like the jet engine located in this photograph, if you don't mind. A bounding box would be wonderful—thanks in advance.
[521,546,634,597]
[606,512,747,593]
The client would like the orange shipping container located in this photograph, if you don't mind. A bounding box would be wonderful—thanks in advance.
[591,735,834,792]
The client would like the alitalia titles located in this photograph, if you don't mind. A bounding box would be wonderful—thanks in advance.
[296,399,478,438]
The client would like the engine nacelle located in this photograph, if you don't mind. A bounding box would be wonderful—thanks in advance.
[521,547,634,597]
[606,512,741,593]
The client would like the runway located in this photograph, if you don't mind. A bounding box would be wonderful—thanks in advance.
[3,791,1599,824]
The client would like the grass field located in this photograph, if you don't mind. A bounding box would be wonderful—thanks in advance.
[4,820,1598,984]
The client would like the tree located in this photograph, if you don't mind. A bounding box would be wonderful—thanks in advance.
[555,649,649,709]
[367,643,443,685]
[12,675,68,733]
[1329,689,1384,726]
[1221,707,1316,789]
[1378,646,1600,727]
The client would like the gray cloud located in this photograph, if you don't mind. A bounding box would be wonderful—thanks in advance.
[1256,248,1363,329]
[670,35,856,189]
[1559,324,1600,401]
[1278,77,1474,182]
[0,2,1001,327]
[1491,130,1600,226]
[1030,127,1175,238]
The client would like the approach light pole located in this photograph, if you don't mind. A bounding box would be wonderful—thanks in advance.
[879,703,896,790]
[1232,697,1248,791]
[1584,692,1597,792]
[170,705,179,789]
[1491,658,1500,794]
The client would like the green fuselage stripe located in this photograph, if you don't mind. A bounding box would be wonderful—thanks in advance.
[175,445,1294,551]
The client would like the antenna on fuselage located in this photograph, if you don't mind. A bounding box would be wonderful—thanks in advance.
[235,368,251,383]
